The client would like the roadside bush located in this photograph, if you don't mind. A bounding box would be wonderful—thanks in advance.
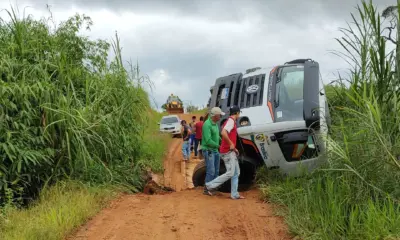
[0,7,164,206]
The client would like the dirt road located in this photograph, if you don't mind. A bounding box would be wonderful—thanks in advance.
[69,114,290,240]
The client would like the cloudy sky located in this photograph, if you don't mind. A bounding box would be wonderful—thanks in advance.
[0,0,396,110]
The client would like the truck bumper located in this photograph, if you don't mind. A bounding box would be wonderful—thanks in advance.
[238,121,328,177]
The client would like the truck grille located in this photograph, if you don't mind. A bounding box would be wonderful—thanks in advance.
[211,72,266,112]
[237,74,265,109]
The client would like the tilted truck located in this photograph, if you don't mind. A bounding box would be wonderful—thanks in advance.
[192,59,331,192]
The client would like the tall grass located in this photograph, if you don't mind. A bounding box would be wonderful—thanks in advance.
[0,181,117,240]
[0,6,167,206]
[258,1,400,239]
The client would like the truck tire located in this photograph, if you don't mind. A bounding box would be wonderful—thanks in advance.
[192,158,257,193]
[192,160,206,187]
[192,160,231,192]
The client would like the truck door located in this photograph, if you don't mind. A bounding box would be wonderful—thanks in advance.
[266,59,323,163]
[269,59,321,129]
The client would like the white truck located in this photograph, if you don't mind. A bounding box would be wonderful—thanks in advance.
[192,59,330,192]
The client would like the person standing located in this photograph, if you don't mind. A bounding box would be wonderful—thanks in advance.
[204,106,245,199]
[193,116,204,158]
[181,120,191,161]
[201,107,224,194]
[189,116,196,152]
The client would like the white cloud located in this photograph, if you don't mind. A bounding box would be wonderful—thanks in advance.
[1,0,391,110]
[147,69,192,109]
[82,10,348,81]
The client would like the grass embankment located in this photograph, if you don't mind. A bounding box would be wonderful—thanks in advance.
[257,1,400,239]
[0,182,117,240]
[189,108,207,115]
[0,7,169,240]
[0,112,168,240]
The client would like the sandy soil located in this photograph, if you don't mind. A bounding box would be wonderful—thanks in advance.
[68,114,291,240]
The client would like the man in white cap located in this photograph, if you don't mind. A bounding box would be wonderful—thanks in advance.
[201,107,224,194]
[204,105,245,199]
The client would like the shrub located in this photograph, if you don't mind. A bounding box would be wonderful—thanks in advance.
[0,7,162,205]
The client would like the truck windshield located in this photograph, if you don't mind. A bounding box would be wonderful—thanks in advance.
[274,66,304,122]
[161,117,179,124]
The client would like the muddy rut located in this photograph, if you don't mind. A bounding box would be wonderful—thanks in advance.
[69,114,291,240]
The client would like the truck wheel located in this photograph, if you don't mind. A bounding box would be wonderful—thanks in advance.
[192,160,206,187]
[192,160,230,192]
[192,159,256,193]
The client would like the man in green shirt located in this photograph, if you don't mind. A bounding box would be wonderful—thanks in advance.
[202,107,224,194]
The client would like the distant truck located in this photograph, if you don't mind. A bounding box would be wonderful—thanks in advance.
[165,94,184,114]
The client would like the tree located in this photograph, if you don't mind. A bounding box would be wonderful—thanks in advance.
[382,4,398,45]
[186,104,199,113]
[382,3,400,79]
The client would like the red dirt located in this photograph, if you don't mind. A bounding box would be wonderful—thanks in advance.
[68,114,291,240]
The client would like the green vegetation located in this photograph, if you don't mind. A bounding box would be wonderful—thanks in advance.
[0,181,117,240]
[142,111,170,173]
[257,1,400,239]
[0,5,169,240]
[188,107,207,115]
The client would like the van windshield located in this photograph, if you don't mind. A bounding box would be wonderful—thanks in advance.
[274,66,304,122]
[161,117,179,124]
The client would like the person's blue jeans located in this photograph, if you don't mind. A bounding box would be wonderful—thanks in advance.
[182,140,190,160]
[194,138,201,156]
[189,134,196,150]
[203,150,220,184]
[205,151,240,199]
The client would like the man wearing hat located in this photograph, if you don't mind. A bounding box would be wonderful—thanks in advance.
[201,107,224,194]
[204,105,245,199]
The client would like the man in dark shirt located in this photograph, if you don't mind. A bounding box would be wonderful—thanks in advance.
[189,116,196,152]
[181,120,191,161]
